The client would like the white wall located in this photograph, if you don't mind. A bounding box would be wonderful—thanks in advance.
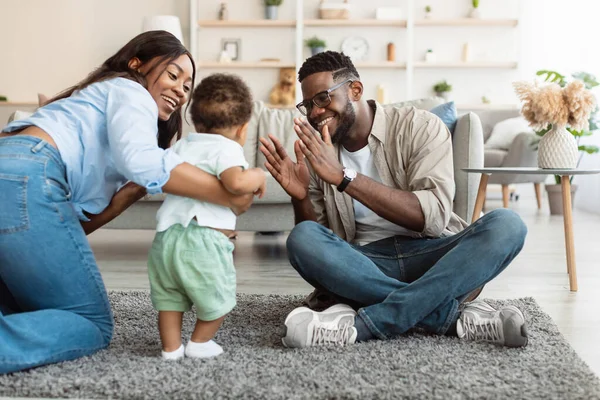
[0,0,188,102]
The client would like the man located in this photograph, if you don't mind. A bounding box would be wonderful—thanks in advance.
[259,51,528,348]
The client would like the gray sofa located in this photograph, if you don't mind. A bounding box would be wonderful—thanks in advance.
[2,99,486,231]
[105,98,485,230]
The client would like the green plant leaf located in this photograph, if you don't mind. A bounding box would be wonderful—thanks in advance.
[572,71,599,89]
[536,70,566,86]
[578,145,600,154]
[535,127,551,137]
[304,36,326,48]
[433,80,452,93]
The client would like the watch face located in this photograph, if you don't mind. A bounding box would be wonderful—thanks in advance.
[344,167,358,179]
[341,36,369,62]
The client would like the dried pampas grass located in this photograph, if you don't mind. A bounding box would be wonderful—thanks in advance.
[513,80,595,131]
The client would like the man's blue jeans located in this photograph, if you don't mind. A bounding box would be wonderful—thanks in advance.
[0,136,113,374]
[286,209,527,340]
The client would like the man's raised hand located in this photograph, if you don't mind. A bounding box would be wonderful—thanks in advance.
[259,134,310,200]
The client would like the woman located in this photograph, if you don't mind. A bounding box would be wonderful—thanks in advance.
[0,31,252,374]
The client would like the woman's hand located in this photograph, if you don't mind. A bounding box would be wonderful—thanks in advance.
[259,134,310,201]
[81,181,146,235]
[108,181,147,216]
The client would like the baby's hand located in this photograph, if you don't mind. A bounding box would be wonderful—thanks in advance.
[254,175,267,199]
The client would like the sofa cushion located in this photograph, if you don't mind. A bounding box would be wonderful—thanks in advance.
[254,103,301,171]
[388,97,445,111]
[484,116,533,150]
[484,148,508,167]
[429,101,458,134]
[472,109,522,142]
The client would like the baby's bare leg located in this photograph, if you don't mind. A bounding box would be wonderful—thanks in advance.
[191,316,225,343]
[158,311,184,352]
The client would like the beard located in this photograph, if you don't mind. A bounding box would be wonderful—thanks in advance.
[330,102,356,145]
[309,101,356,145]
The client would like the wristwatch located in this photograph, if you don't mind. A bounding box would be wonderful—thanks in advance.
[337,167,357,192]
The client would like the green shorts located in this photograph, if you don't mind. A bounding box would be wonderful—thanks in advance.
[147,222,236,321]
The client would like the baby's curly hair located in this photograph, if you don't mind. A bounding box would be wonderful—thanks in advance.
[190,73,253,132]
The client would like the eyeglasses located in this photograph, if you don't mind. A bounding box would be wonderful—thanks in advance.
[295,79,353,116]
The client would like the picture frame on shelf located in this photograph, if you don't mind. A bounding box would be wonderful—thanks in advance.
[222,38,241,61]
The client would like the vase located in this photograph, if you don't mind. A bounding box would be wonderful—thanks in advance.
[545,183,577,215]
[468,8,480,18]
[265,5,278,20]
[537,125,579,169]
[310,46,324,56]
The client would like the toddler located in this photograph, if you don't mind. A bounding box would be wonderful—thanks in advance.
[147,73,266,360]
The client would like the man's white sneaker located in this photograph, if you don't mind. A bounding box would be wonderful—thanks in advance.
[282,304,357,348]
[457,300,528,348]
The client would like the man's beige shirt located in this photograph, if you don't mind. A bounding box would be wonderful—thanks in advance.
[308,101,468,243]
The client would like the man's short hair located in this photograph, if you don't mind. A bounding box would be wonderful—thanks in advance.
[297,51,360,83]
[190,73,253,132]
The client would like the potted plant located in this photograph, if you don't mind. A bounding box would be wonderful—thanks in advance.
[424,5,432,19]
[425,49,436,63]
[514,70,598,214]
[264,0,283,20]
[433,80,452,99]
[305,36,326,56]
[468,0,480,18]
[0,95,7,102]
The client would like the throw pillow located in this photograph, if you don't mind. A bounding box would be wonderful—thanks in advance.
[484,116,533,150]
[429,101,458,134]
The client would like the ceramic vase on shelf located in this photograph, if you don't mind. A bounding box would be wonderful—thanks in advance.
[310,46,325,56]
[537,125,579,169]
[468,7,480,18]
[265,5,278,20]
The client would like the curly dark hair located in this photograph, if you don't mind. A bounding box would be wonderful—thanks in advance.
[190,73,253,132]
[297,51,360,83]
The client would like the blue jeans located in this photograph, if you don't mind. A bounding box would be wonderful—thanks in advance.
[286,209,527,340]
[0,136,113,374]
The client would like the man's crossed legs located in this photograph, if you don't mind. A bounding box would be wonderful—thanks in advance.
[282,209,529,348]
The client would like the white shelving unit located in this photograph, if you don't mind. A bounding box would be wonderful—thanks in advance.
[414,18,518,27]
[414,62,518,69]
[190,0,519,105]
[196,61,296,69]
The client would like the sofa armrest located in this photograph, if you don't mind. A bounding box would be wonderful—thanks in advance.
[502,132,539,167]
[452,112,484,222]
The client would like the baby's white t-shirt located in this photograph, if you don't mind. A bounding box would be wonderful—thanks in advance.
[155,133,249,232]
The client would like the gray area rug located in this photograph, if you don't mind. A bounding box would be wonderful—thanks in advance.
[1,292,600,400]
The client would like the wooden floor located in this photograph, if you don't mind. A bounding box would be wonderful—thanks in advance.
[91,186,600,377]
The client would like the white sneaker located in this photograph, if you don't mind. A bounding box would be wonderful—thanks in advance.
[282,304,357,348]
[457,300,528,347]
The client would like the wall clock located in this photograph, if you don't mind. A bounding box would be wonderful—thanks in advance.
[341,36,369,62]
